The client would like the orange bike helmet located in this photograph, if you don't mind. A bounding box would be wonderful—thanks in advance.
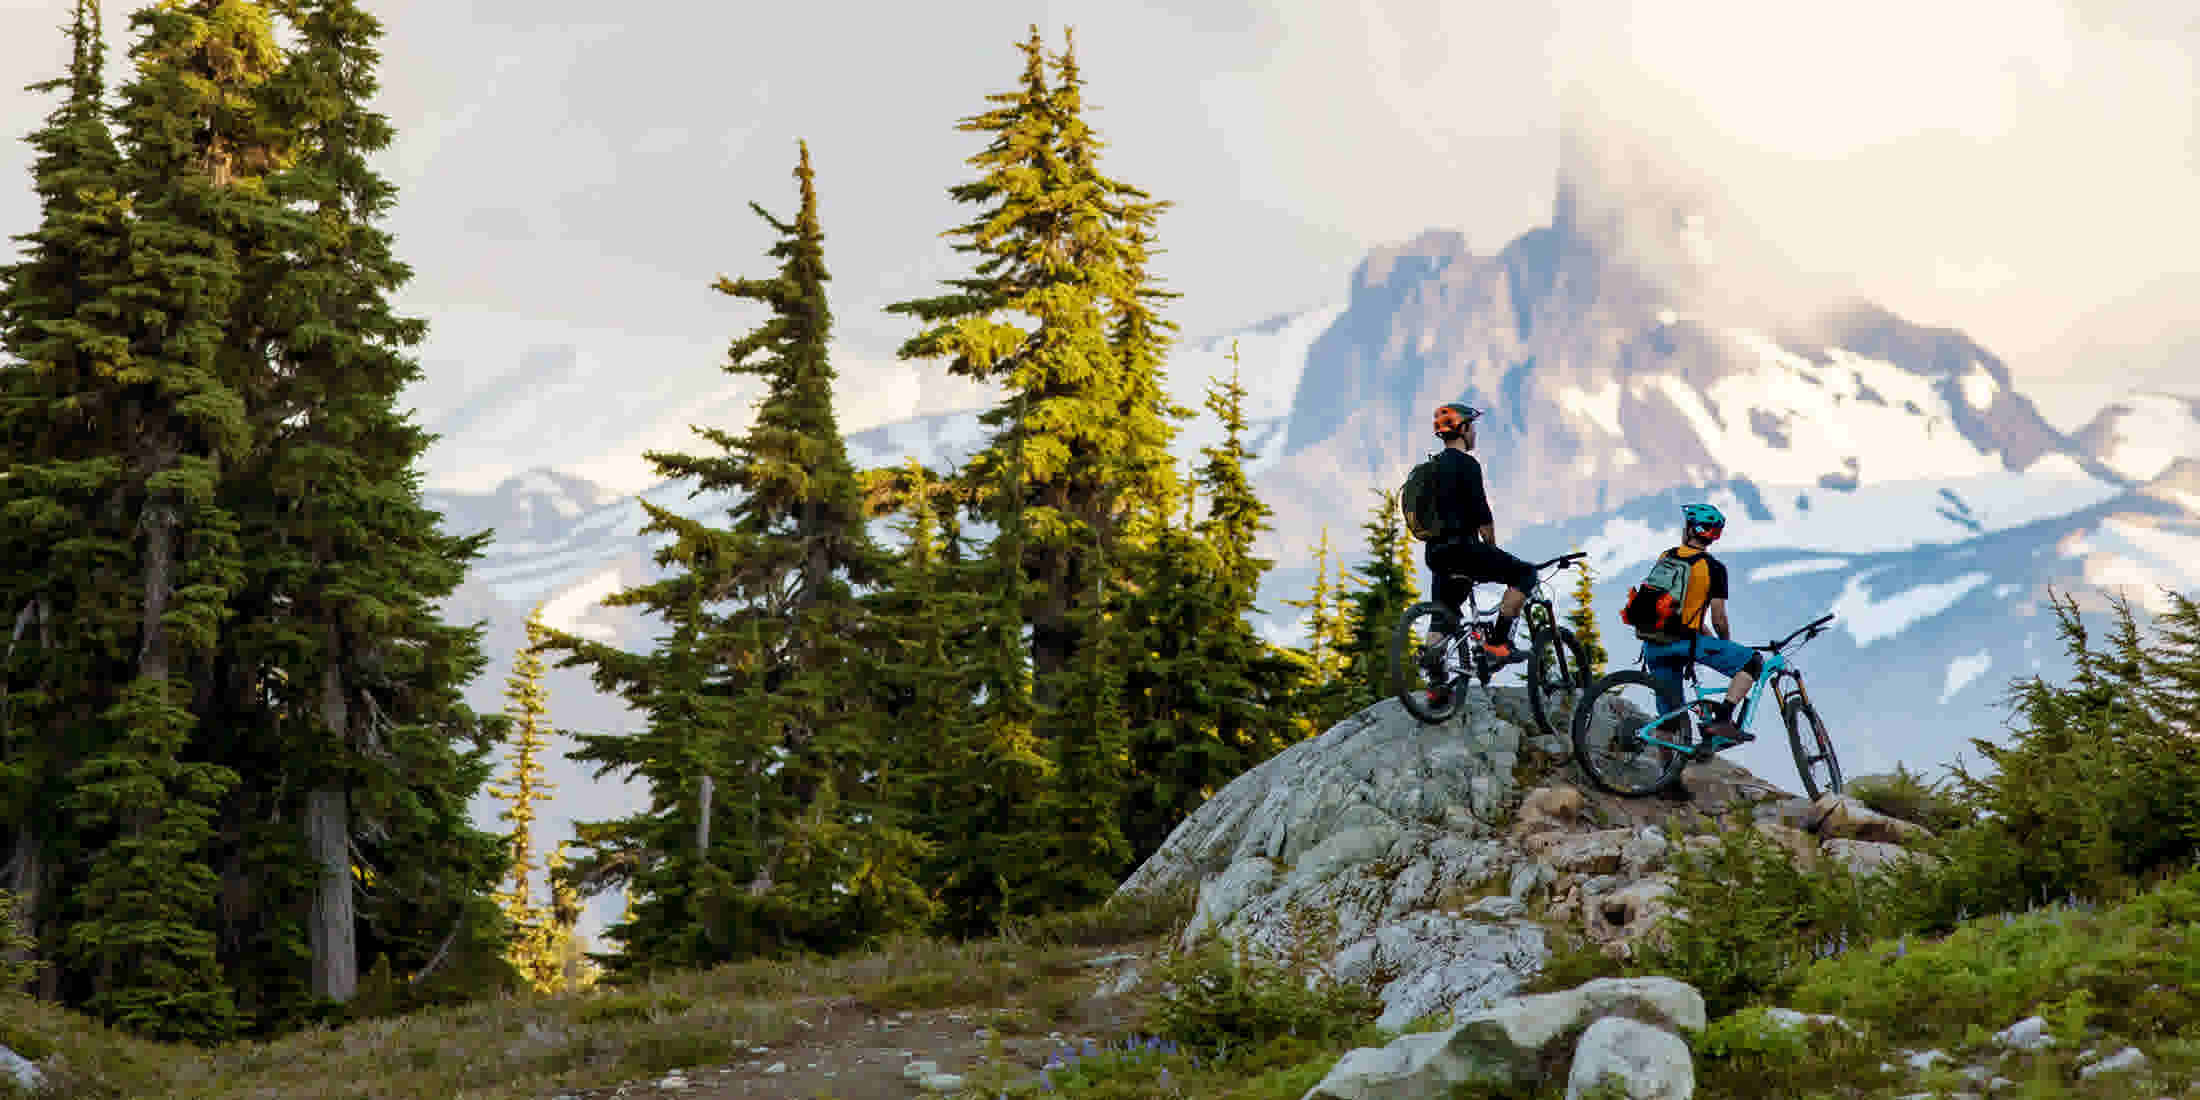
[1433,403,1481,440]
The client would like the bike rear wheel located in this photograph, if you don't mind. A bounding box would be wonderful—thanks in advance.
[1571,669,1692,797]
[1783,698,1844,800]
[1527,626,1590,743]
[1391,601,1465,724]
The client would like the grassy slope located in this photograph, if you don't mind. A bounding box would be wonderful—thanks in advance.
[17,852,2200,1098]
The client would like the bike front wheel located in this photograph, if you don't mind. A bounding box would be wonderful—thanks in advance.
[1391,601,1465,725]
[1527,626,1590,743]
[1571,669,1692,797]
[1783,697,1844,801]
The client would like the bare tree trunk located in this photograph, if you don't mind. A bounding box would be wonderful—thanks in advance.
[308,658,356,1001]
[139,490,175,684]
[695,775,714,853]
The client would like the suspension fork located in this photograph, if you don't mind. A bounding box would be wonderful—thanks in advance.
[1772,669,1810,713]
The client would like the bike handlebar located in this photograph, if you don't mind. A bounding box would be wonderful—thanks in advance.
[1753,612,1838,653]
[1534,551,1590,572]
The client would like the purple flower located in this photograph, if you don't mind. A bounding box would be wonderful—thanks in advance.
[1040,1069,1055,1091]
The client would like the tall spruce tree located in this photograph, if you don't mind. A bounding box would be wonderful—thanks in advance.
[44,0,315,1038]
[0,0,131,1004]
[547,143,928,973]
[226,0,514,1020]
[888,26,1181,704]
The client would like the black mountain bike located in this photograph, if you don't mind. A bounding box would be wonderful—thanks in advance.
[1388,551,1593,737]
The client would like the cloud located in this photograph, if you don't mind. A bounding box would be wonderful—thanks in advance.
[1545,0,2200,372]
[2,0,2192,421]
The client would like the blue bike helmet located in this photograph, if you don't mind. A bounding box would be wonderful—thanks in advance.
[1683,502,1726,543]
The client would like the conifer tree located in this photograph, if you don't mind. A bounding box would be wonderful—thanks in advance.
[229,0,513,1019]
[1116,351,1303,861]
[1338,490,1418,716]
[44,0,310,1038]
[0,0,130,1004]
[889,26,1182,704]
[541,842,595,992]
[1566,552,1608,678]
[1029,542,1133,909]
[490,607,558,991]
[547,143,927,972]
[1283,528,1359,733]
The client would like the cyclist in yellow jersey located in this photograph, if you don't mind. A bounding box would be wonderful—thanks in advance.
[1641,503,1763,745]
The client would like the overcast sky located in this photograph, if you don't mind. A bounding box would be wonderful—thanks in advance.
[3,0,2196,467]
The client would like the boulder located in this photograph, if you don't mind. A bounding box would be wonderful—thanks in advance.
[1120,694,1522,899]
[1303,1030,1501,1100]
[1585,878,1679,954]
[0,1047,40,1094]
[1514,786,1587,834]
[1807,794,1932,845]
[1539,830,1631,875]
[1565,1016,1695,1099]
[1821,838,1929,876]
[1328,911,1545,1031]
[1304,978,1704,1100]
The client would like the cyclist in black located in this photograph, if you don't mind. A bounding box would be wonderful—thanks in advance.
[1419,403,1539,699]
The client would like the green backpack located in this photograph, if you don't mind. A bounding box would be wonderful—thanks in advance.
[1399,455,1443,542]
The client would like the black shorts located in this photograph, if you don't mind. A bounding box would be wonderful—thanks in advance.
[1424,537,1537,614]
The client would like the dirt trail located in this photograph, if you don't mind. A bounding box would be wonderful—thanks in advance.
[548,975,1141,1100]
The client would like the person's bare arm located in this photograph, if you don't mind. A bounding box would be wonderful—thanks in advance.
[1477,523,1495,544]
[1709,598,1732,641]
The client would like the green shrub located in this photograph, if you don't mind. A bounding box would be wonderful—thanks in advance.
[1690,1005,1899,1099]
[1632,823,1870,1017]
[1787,871,2200,1044]
[1847,764,1974,835]
[1934,592,2200,913]
[1143,937,1380,1055]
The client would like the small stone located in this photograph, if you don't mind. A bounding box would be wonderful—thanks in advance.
[656,1074,688,1090]
[762,1062,787,1075]
[1466,894,1525,919]
[903,1059,940,1081]
[974,1028,993,1039]
[920,1072,966,1092]
[898,1010,915,1019]
[1993,1015,2054,1051]
[1906,1049,1950,1071]
[749,1045,771,1054]
[2078,1047,2147,1079]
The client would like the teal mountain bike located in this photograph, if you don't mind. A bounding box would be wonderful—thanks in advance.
[1570,612,1844,800]
[1389,551,1592,738]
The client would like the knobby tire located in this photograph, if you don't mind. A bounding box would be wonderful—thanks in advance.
[1391,601,1464,725]
[1783,698,1844,801]
[1526,626,1590,744]
[1571,668,1692,798]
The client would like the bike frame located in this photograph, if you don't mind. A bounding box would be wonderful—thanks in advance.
[1631,649,1794,755]
[1434,556,1575,668]
[1624,612,1833,755]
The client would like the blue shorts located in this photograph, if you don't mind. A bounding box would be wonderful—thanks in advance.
[1642,636,1757,707]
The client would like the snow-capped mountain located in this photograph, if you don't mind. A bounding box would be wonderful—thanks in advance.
[1484,459,2200,784]
[2073,392,2200,483]
[1251,107,2101,564]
